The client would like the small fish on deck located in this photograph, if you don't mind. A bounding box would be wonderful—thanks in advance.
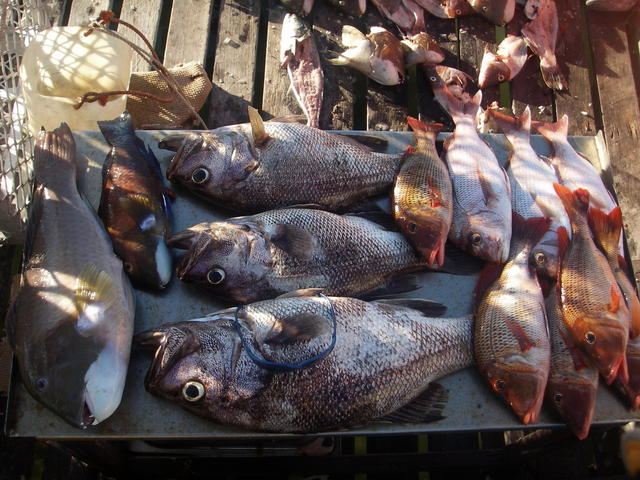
[401,32,446,68]
[478,35,528,88]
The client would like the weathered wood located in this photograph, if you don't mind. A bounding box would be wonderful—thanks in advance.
[458,16,500,108]
[208,0,261,128]
[508,8,554,121]
[261,0,303,120]
[118,0,163,72]
[312,3,356,130]
[588,10,640,276]
[163,0,214,68]
[417,16,457,131]
[67,0,110,26]
[553,0,597,135]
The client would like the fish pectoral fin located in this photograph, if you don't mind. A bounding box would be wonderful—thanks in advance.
[380,383,448,424]
[371,298,447,317]
[118,194,163,234]
[23,183,45,263]
[476,164,496,207]
[277,288,325,299]
[248,106,270,147]
[361,274,422,300]
[265,312,331,345]
[504,316,535,352]
[609,285,621,314]
[271,224,317,261]
[74,264,118,335]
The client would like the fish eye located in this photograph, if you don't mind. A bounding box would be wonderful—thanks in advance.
[554,392,563,403]
[585,331,596,344]
[456,9,462,14]
[534,252,546,265]
[191,167,210,184]
[123,262,133,273]
[497,74,505,82]
[35,377,48,392]
[469,232,482,246]
[182,381,205,402]
[430,76,437,82]
[407,222,418,233]
[495,379,506,392]
[482,5,488,10]
[207,268,226,285]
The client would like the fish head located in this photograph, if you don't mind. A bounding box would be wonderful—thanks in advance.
[463,214,510,263]
[470,0,515,25]
[531,242,559,280]
[117,233,173,289]
[446,0,475,16]
[572,315,628,384]
[485,358,546,424]
[165,130,256,200]
[395,206,447,267]
[547,375,597,440]
[401,33,445,68]
[478,51,510,89]
[169,221,272,302]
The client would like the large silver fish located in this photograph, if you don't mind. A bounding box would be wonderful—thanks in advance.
[136,293,474,432]
[168,208,423,303]
[161,108,402,213]
[6,124,135,428]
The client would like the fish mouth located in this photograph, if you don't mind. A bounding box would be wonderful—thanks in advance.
[165,134,204,181]
[606,354,627,385]
[548,379,597,440]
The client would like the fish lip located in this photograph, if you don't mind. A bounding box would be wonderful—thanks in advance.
[605,355,626,385]
[165,134,204,181]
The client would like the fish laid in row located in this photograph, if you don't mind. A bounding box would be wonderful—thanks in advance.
[475,214,551,424]
[168,208,423,304]
[478,35,528,89]
[162,107,403,213]
[137,293,473,433]
[6,124,135,428]
[98,111,173,290]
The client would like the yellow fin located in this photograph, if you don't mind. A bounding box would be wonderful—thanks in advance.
[248,106,270,147]
[75,263,117,315]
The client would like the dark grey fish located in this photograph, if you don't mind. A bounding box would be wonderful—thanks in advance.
[136,294,474,432]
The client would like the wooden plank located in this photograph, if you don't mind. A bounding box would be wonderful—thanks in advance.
[508,7,554,121]
[312,3,356,130]
[163,0,214,68]
[552,0,597,135]
[208,0,261,128]
[458,16,500,108]
[118,0,163,72]
[261,0,303,120]
[67,0,111,26]
[588,10,640,276]
[363,8,409,131]
[418,17,458,131]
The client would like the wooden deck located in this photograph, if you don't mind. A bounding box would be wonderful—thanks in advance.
[60,1,640,268]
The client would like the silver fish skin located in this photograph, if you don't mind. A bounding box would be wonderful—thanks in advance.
[167,208,423,303]
[281,14,324,128]
[443,89,512,263]
[491,107,571,279]
[137,295,474,432]
[586,0,638,10]
[163,120,403,213]
[6,124,135,428]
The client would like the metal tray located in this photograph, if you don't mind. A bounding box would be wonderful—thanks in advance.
[5,129,635,439]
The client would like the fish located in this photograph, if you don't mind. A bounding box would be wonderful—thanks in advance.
[477,35,528,88]
[162,107,403,213]
[442,89,512,263]
[468,0,516,24]
[521,0,567,90]
[167,207,424,304]
[392,118,452,267]
[490,107,570,279]
[401,32,445,68]
[329,26,405,86]
[280,14,324,128]
[424,65,476,114]
[474,213,551,424]
[553,183,630,385]
[589,206,640,406]
[585,0,639,10]
[278,0,315,15]
[97,112,173,290]
[414,0,450,17]
[370,0,424,32]
[327,0,367,16]
[136,293,474,432]
[5,124,135,428]
[545,286,599,440]
[524,0,541,18]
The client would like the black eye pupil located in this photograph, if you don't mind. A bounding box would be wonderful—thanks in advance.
[586,332,596,344]
[36,378,47,391]
[554,393,563,402]
[496,379,505,391]
[192,168,209,184]
[123,262,133,273]
[185,384,200,398]
[408,222,417,233]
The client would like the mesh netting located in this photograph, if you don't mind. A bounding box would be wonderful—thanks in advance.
[0,0,60,244]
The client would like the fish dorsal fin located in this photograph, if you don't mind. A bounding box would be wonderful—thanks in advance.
[271,224,317,261]
[437,242,485,275]
[74,263,117,336]
[511,213,550,245]
[23,183,45,263]
[474,262,504,306]
[609,285,620,313]
[371,299,447,317]
[381,382,448,424]
[248,106,270,147]
[504,316,535,351]
[118,194,163,234]
[265,312,331,345]
[277,288,325,299]
[557,226,570,265]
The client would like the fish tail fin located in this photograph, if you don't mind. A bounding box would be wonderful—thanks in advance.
[33,122,77,187]
[588,206,622,257]
[407,116,443,147]
[490,106,531,140]
[539,56,568,91]
[445,88,482,124]
[97,111,134,147]
[553,183,590,227]
[532,115,569,143]
[512,212,550,247]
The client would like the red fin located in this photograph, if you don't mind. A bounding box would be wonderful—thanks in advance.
[590,206,622,256]
[511,212,550,246]
[557,226,570,264]
[474,262,504,305]
[553,183,574,220]
[504,317,535,352]
[609,286,620,313]
[532,115,569,141]
[407,116,444,134]
[538,277,553,298]
[559,326,589,371]
[553,183,590,223]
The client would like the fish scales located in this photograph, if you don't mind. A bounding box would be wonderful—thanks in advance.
[139,296,474,432]
[165,122,403,213]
